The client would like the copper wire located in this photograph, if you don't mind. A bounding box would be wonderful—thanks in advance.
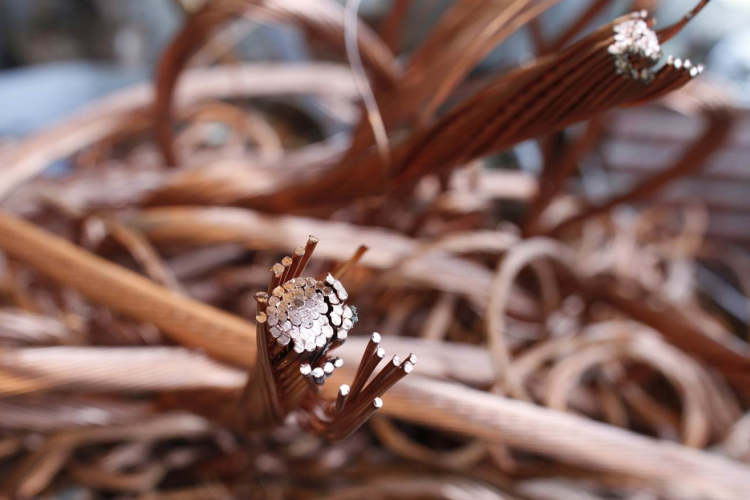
[279,256,294,283]
[332,245,368,280]
[287,247,306,280]
[347,333,384,400]
[240,238,413,436]
[295,236,320,278]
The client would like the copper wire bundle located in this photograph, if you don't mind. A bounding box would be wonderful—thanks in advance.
[243,7,709,213]
[242,237,415,438]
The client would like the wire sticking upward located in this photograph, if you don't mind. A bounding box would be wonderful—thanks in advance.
[657,0,711,42]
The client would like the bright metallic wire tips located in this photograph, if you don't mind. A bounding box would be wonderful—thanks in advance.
[243,237,414,439]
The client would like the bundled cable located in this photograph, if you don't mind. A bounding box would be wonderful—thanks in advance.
[244,7,710,213]
[242,237,415,438]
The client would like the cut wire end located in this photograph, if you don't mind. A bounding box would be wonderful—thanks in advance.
[242,237,414,439]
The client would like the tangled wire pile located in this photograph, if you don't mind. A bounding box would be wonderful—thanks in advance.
[0,0,749,499]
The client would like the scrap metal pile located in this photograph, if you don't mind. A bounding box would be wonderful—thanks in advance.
[0,0,749,499]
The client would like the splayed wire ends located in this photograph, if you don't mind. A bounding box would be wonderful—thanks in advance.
[241,238,414,438]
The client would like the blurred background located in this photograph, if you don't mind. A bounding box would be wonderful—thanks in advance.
[1,1,750,499]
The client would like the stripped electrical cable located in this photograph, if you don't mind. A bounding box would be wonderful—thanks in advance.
[242,236,415,439]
